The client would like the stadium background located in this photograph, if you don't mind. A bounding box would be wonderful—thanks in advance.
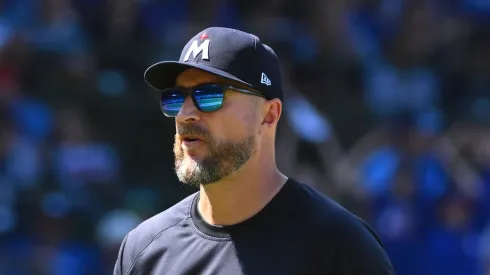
[0,0,490,274]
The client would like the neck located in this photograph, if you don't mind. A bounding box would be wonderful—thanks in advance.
[198,154,287,226]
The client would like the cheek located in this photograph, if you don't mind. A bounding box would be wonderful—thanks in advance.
[207,98,259,140]
[212,115,255,141]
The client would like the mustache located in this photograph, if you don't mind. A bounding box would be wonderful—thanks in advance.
[176,124,209,140]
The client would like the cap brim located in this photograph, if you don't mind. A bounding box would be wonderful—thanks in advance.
[144,61,253,91]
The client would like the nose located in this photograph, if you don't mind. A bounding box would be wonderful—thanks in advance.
[175,96,200,123]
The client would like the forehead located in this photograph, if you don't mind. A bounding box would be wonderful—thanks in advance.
[176,69,229,88]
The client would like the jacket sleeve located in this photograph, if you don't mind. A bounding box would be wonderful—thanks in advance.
[332,219,396,275]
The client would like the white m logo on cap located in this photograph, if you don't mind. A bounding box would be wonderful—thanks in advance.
[183,40,210,62]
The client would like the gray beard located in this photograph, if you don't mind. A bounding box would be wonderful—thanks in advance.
[174,136,256,187]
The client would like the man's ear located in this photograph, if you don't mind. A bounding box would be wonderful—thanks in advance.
[261,99,282,127]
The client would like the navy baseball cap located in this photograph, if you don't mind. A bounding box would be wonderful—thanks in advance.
[144,27,283,101]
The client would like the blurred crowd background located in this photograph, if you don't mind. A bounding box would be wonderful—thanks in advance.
[0,0,489,274]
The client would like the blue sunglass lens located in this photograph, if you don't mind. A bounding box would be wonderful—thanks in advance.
[194,86,224,113]
[160,91,184,117]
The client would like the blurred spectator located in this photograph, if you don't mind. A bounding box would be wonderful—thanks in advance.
[374,162,424,275]
[362,1,442,118]
[423,193,481,275]
[22,0,89,57]
[52,107,121,215]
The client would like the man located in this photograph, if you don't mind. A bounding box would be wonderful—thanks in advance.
[113,27,395,275]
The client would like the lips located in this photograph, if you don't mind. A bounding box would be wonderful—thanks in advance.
[181,138,205,151]
[182,139,201,146]
[179,135,206,151]
[180,135,204,142]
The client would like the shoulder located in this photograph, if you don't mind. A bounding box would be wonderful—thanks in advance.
[287,179,395,274]
[287,179,378,235]
[285,179,366,227]
[114,192,197,274]
[132,192,194,238]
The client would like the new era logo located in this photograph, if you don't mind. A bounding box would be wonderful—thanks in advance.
[261,73,271,86]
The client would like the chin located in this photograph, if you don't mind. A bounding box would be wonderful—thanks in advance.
[177,157,197,171]
[183,150,207,163]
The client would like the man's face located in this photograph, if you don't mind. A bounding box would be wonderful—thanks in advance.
[173,69,262,186]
